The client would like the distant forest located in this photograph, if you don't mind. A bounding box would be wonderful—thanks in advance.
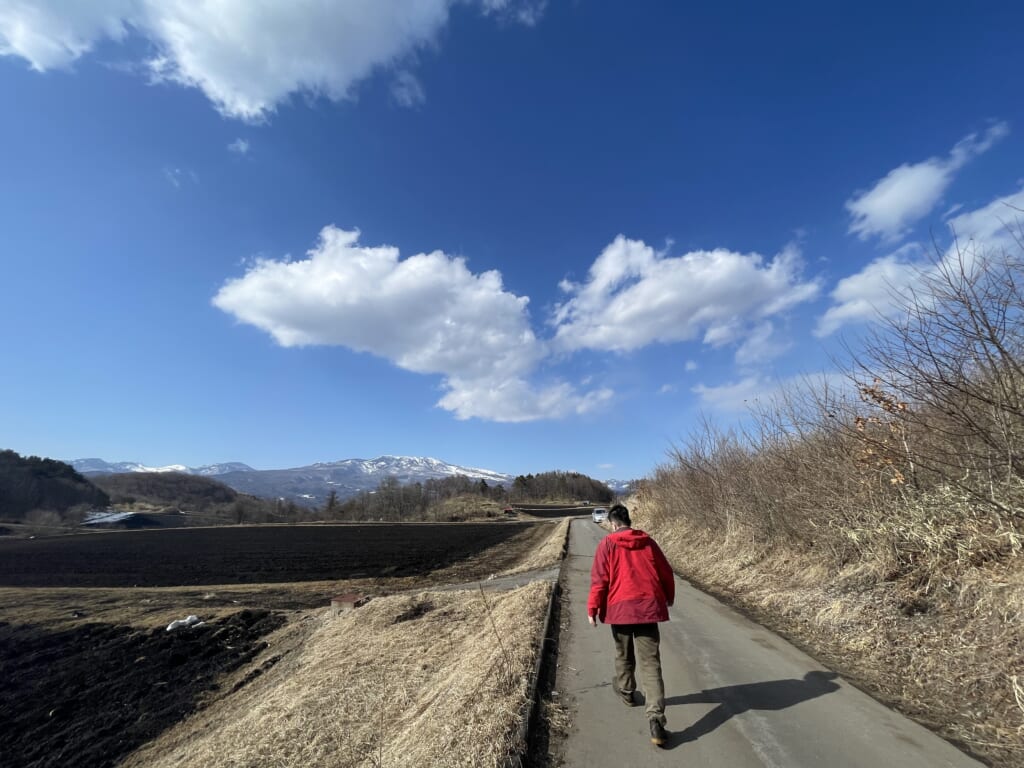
[0,449,109,520]
[93,472,282,524]
[329,470,614,522]
[0,450,615,529]
[85,467,614,524]
[95,472,239,507]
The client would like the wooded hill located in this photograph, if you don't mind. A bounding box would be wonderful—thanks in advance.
[94,472,238,508]
[0,449,110,520]
[329,470,614,521]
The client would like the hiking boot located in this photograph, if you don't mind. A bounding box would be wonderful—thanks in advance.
[614,687,636,706]
[649,719,668,747]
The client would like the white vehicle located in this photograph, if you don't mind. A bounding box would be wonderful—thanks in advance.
[591,507,608,524]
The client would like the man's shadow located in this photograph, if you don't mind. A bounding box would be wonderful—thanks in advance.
[662,671,841,746]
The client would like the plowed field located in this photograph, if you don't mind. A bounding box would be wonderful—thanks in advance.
[0,522,531,588]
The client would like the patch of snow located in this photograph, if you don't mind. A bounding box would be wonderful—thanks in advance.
[83,510,136,525]
[166,615,201,632]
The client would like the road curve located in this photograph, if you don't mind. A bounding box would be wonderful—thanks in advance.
[554,519,983,767]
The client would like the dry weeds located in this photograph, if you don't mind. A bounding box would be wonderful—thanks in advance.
[124,582,551,768]
[497,519,569,577]
[633,493,1024,766]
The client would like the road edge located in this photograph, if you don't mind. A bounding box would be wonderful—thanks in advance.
[504,519,572,768]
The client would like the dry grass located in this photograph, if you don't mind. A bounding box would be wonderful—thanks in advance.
[497,519,569,576]
[632,492,1024,766]
[431,496,509,521]
[124,581,551,768]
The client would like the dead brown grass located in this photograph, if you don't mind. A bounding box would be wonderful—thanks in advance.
[124,581,551,768]
[632,492,1024,766]
[497,519,569,576]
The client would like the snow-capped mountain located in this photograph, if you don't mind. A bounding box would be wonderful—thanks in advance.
[72,458,254,476]
[71,455,514,505]
[215,455,514,503]
[70,454,629,505]
[603,479,635,495]
[309,455,511,485]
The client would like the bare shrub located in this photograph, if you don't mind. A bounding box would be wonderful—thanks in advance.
[642,233,1024,764]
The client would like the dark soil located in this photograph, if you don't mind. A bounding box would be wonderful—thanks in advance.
[0,522,532,587]
[0,609,285,768]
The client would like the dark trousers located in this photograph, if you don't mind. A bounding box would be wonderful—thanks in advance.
[611,623,666,724]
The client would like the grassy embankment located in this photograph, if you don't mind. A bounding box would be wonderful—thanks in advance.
[111,518,569,768]
[639,242,1024,766]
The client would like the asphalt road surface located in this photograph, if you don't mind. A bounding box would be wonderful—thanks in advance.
[555,519,984,767]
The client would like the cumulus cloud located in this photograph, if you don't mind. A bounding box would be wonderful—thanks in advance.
[845,122,1008,242]
[0,0,545,121]
[0,0,135,70]
[819,187,1024,336]
[947,187,1024,248]
[213,226,609,422]
[691,376,765,412]
[227,137,250,155]
[693,373,850,413]
[684,360,698,372]
[734,321,790,366]
[815,244,926,336]
[552,236,820,354]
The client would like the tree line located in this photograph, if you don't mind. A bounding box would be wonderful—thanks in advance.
[321,470,614,521]
[0,449,109,520]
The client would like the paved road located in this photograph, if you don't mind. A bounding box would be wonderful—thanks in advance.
[555,519,984,767]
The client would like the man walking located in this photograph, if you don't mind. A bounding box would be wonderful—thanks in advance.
[588,503,675,746]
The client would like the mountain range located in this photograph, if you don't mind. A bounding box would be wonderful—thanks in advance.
[71,455,633,505]
[72,455,513,505]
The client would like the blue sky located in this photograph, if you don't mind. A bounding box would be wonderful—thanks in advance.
[2,1,1022,481]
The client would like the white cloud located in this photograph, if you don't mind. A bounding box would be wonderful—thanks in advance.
[227,137,250,154]
[947,187,1024,249]
[658,384,676,395]
[0,0,135,70]
[213,226,608,422]
[819,187,1024,336]
[684,360,698,372]
[0,1,545,121]
[845,122,1008,242]
[693,373,850,413]
[480,0,548,26]
[390,70,425,108]
[734,321,790,366]
[163,166,197,187]
[552,236,819,353]
[691,376,765,412]
[815,244,926,336]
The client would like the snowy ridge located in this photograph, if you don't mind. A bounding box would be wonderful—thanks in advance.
[70,454,627,505]
[72,459,255,476]
[308,455,511,484]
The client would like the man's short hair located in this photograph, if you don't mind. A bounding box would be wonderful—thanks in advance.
[608,504,631,527]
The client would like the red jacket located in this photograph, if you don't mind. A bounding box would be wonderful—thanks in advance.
[588,528,675,624]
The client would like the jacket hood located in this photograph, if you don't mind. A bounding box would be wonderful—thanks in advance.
[610,528,651,550]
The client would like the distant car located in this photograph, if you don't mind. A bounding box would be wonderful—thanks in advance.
[591,507,608,524]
